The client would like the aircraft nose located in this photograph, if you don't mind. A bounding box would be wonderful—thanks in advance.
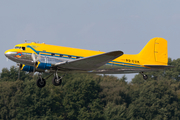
[4,50,12,58]
[4,50,8,57]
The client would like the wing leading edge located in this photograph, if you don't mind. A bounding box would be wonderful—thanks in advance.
[54,51,123,71]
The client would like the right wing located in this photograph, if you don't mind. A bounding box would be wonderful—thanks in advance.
[144,65,174,69]
[53,51,123,71]
[91,65,173,74]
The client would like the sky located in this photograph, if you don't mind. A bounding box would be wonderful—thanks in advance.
[1,0,180,82]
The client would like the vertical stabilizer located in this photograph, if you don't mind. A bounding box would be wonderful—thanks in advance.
[138,37,168,65]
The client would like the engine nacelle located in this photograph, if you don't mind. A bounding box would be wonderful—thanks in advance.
[36,61,51,70]
[20,64,34,72]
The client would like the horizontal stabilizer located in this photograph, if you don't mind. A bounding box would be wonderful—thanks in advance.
[54,51,123,71]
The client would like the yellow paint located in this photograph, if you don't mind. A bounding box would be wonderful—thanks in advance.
[5,37,168,68]
[155,38,168,64]
[36,61,41,68]
[109,37,168,67]
[20,64,25,70]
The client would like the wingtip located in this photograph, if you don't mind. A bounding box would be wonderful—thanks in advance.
[108,51,124,57]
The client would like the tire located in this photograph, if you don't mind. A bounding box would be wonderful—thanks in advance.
[52,76,62,86]
[36,78,46,88]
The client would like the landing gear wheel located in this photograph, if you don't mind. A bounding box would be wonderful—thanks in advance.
[52,76,62,86]
[36,78,46,88]
[143,74,148,80]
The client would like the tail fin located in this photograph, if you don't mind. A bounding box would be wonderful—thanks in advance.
[138,37,168,65]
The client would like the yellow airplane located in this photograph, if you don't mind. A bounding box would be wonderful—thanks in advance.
[4,37,171,88]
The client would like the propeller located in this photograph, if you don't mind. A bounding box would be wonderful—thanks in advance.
[16,63,21,80]
[31,53,37,62]
[15,53,40,80]
[31,53,40,76]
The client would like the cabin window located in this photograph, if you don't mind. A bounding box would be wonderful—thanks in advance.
[59,54,63,57]
[51,53,55,56]
[76,56,80,59]
[39,56,46,63]
[22,47,26,50]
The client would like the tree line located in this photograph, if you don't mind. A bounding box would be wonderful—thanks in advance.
[1,58,180,120]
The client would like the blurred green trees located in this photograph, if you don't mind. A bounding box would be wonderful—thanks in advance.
[1,58,180,119]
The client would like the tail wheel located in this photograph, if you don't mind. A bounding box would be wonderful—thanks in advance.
[52,76,62,86]
[36,78,46,88]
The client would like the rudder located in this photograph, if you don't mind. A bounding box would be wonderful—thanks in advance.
[138,37,168,65]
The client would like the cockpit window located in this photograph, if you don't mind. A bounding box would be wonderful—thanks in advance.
[22,47,26,50]
[15,46,21,49]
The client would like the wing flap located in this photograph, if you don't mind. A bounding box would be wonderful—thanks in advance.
[54,51,123,71]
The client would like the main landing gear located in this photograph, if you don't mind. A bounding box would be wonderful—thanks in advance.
[140,72,148,80]
[51,73,65,86]
[36,72,65,88]
[36,77,46,88]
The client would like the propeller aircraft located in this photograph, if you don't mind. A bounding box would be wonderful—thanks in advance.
[4,37,171,88]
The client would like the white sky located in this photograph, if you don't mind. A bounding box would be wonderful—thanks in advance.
[1,0,180,82]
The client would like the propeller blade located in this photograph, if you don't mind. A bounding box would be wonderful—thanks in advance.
[18,67,20,80]
[31,53,36,62]
[31,53,41,79]
[17,63,21,80]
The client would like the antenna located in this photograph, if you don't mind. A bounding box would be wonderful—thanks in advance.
[25,40,31,43]
[25,40,40,43]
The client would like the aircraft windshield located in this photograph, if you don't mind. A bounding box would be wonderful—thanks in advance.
[15,46,21,49]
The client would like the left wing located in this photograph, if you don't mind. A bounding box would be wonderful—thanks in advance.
[53,51,123,71]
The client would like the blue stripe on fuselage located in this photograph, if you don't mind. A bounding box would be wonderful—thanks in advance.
[26,45,146,69]
[27,45,39,54]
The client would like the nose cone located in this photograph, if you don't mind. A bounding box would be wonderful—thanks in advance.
[4,50,12,58]
[4,50,8,57]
